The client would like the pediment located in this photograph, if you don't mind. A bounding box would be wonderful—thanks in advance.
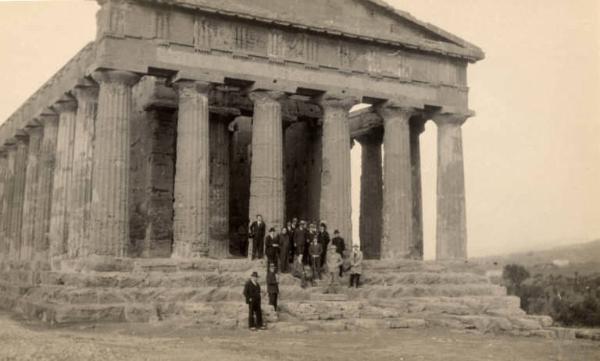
[149,0,484,61]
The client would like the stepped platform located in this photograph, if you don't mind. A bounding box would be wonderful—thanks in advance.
[0,258,557,337]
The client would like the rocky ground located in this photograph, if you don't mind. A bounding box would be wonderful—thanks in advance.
[0,312,598,361]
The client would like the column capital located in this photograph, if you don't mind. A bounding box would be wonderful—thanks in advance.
[24,124,43,136]
[248,90,287,104]
[92,69,141,87]
[375,101,421,120]
[410,117,427,135]
[72,84,100,102]
[355,127,383,145]
[53,96,78,113]
[316,95,358,112]
[432,111,474,127]
[173,80,213,95]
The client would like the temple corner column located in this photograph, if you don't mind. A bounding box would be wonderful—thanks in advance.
[89,70,140,259]
[433,111,471,260]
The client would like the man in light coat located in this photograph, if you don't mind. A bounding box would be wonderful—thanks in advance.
[349,244,363,288]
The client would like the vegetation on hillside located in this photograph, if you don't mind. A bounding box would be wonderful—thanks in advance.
[503,264,600,327]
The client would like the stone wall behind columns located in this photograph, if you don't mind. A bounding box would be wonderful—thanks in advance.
[129,107,175,258]
[284,120,322,223]
[228,117,251,256]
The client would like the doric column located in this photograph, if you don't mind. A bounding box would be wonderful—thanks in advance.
[90,70,139,257]
[10,135,29,260]
[377,103,418,259]
[0,145,16,261]
[248,91,286,234]
[32,114,59,266]
[21,125,43,261]
[433,112,470,260]
[318,96,356,247]
[410,118,426,260]
[68,85,98,258]
[172,80,211,258]
[49,97,77,262]
[357,129,383,259]
[209,112,234,258]
[0,152,8,261]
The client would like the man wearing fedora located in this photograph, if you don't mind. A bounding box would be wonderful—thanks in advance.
[243,271,266,330]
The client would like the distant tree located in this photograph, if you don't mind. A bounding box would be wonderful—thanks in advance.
[502,264,530,295]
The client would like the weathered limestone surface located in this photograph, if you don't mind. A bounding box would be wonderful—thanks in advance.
[21,126,43,261]
[10,137,29,261]
[434,113,469,260]
[248,91,286,232]
[357,130,383,259]
[1,146,16,260]
[129,107,175,258]
[410,118,426,260]
[68,86,98,258]
[90,70,139,257]
[49,99,77,261]
[172,81,211,258]
[0,153,8,260]
[319,98,355,245]
[209,113,232,258]
[228,117,252,255]
[379,105,415,259]
[33,115,59,265]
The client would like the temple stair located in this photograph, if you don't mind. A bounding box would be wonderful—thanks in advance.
[0,259,556,336]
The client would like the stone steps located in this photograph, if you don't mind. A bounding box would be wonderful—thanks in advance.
[14,297,553,336]
[21,281,505,306]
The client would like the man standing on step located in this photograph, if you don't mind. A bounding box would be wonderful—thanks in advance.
[349,244,363,288]
[309,236,323,280]
[249,214,266,260]
[243,271,266,331]
[265,227,280,271]
[331,230,346,277]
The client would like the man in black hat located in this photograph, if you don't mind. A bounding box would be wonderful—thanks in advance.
[265,227,280,271]
[243,271,266,330]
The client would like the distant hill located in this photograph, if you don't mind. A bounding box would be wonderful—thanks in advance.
[472,239,600,274]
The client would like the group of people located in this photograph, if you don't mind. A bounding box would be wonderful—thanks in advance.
[243,214,365,330]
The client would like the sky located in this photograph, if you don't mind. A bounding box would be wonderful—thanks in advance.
[0,0,598,258]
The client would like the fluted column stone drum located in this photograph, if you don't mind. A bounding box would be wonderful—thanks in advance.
[378,104,417,259]
[318,96,356,247]
[172,80,212,258]
[33,114,59,266]
[248,91,287,236]
[89,70,139,258]
[434,112,470,260]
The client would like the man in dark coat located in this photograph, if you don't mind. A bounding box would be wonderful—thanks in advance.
[304,223,317,265]
[243,271,265,330]
[278,226,290,273]
[249,214,266,260]
[331,230,346,277]
[265,227,280,270]
[292,221,307,264]
[317,223,330,267]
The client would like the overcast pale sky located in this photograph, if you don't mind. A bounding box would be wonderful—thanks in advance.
[0,0,598,258]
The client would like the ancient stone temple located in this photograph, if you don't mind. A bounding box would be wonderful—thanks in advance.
[0,0,556,334]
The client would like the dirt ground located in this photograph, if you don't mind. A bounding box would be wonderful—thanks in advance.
[0,312,598,361]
